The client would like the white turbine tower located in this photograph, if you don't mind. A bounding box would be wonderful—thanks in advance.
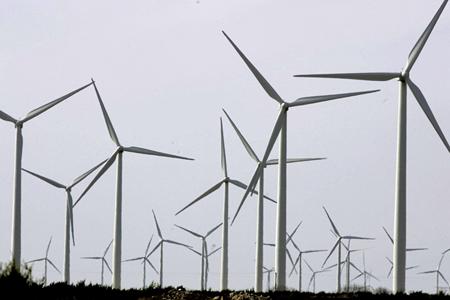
[187,243,222,290]
[0,81,93,268]
[175,118,271,291]
[286,225,326,292]
[27,237,61,286]
[74,80,193,289]
[295,1,449,293]
[175,222,222,290]
[341,240,368,292]
[222,108,325,292]
[147,210,192,288]
[222,31,379,290]
[123,235,159,289]
[81,239,113,285]
[418,248,450,294]
[22,159,106,283]
[322,206,374,293]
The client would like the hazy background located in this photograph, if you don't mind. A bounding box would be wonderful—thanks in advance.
[1,0,450,293]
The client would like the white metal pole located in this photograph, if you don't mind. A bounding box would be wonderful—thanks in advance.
[393,81,407,293]
[275,108,287,291]
[63,192,71,283]
[160,242,164,287]
[221,181,229,290]
[298,253,303,292]
[11,124,22,269]
[112,151,123,289]
[337,242,341,292]
[255,169,264,292]
[201,238,205,290]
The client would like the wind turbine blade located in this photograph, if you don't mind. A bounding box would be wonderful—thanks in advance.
[406,77,450,153]
[165,239,192,249]
[123,257,143,262]
[208,247,221,257]
[418,270,436,274]
[323,206,340,237]
[322,240,339,268]
[342,236,375,240]
[222,31,284,104]
[175,179,225,215]
[382,226,394,244]
[303,249,327,254]
[406,247,428,252]
[67,192,75,246]
[48,259,62,274]
[286,249,297,275]
[187,247,201,256]
[0,110,17,123]
[228,178,276,203]
[304,259,314,273]
[387,266,393,278]
[73,150,118,207]
[266,157,326,165]
[104,259,113,274]
[46,237,52,257]
[147,241,162,258]
[145,235,154,256]
[22,83,92,123]
[286,233,300,251]
[351,273,364,282]
[123,146,194,161]
[70,159,108,188]
[22,82,93,123]
[80,256,102,260]
[442,247,450,255]
[92,79,120,146]
[220,117,228,178]
[27,258,45,263]
[294,72,400,81]
[439,271,450,286]
[174,224,202,238]
[144,258,159,275]
[152,210,163,239]
[104,239,114,256]
[205,222,223,238]
[22,168,66,189]
[222,109,259,163]
[287,221,303,243]
[232,109,285,224]
[406,265,420,271]
[291,90,379,107]
[405,0,448,73]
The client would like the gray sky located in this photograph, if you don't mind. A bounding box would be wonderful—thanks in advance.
[1,0,450,293]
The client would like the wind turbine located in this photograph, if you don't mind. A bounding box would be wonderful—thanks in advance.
[222,108,325,292]
[147,210,192,288]
[263,266,275,291]
[418,247,450,294]
[383,226,428,252]
[187,243,222,290]
[286,225,326,292]
[0,81,93,268]
[27,237,61,286]
[175,222,222,290]
[81,239,113,285]
[341,240,368,292]
[351,253,379,292]
[74,79,194,289]
[322,206,374,293]
[295,1,449,292]
[222,31,379,290]
[123,235,159,289]
[175,118,271,291]
[304,259,331,293]
[22,159,106,283]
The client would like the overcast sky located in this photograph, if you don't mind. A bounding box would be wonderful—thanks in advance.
[1,0,450,294]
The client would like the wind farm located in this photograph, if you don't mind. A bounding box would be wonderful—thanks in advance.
[1,0,450,295]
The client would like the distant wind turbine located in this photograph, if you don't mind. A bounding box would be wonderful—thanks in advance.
[175,118,271,291]
[22,159,106,283]
[322,206,374,293]
[295,1,449,292]
[175,222,222,290]
[222,108,325,292]
[304,259,332,293]
[187,243,221,290]
[123,235,159,289]
[351,253,379,292]
[81,239,113,286]
[386,256,419,278]
[263,266,275,292]
[0,81,93,268]
[286,223,326,292]
[223,30,378,290]
[27,237,61,286]
[74,79,193,289]
[147,210,191,288]
[418,247,450,294]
